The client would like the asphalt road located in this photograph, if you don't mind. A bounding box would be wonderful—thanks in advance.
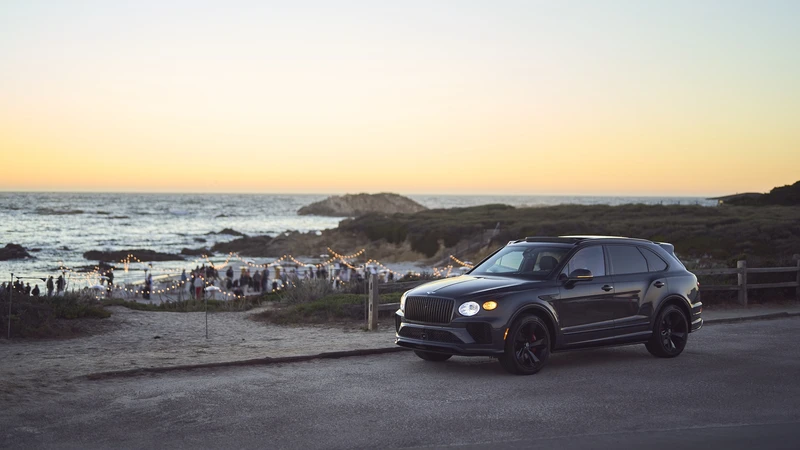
[3,318,800,449]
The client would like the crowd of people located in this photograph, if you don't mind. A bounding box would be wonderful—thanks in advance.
[0,274,66,298]
[1,261,403,302]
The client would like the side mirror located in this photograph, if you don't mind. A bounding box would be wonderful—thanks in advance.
[563,269,593,287]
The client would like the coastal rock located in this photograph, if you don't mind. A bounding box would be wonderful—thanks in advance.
[0,243,32,261]
[206,228,247,237]
[297,193,427,217]
[83,249,184,262]
[181,247,212,257]
[211,236,273,255]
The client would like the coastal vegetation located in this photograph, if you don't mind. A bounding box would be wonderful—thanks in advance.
[253,290,402,325]
[214,200,800,267]
[719,180,800,206]
[0,292,110,338]
[340,203,800,265]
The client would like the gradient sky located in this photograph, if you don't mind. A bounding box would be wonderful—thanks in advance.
[1,0,798,195]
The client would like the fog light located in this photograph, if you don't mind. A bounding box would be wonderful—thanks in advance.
[458,301,480,316]
[482,301,497,311]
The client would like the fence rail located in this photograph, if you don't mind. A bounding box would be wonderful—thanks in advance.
[693,260,800,305]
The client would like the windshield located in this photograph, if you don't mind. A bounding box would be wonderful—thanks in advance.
[469,244,571,279]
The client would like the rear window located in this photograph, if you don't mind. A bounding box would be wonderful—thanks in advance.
[607,245,648,275]
[640,247,668,272]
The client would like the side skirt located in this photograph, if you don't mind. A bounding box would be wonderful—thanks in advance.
[554,330,652,351]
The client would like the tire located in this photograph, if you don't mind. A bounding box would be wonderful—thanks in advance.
[413,350,452,362]
[646,304,689,358]
[499,315,551,375]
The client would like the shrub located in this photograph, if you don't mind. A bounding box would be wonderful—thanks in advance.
[0,291,110,339]
[254,291,402,324]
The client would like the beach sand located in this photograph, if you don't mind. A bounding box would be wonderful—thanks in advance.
[0,306,396,401]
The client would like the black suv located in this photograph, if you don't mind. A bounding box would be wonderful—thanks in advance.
[395,236,702,375]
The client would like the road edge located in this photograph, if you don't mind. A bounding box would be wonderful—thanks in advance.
[84,346,409,380]
[704,311,800,325]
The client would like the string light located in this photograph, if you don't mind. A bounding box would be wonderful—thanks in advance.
[449,255,474,268]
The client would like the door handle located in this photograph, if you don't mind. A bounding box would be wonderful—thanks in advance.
[601,285,613,292]
[654,281,665,288]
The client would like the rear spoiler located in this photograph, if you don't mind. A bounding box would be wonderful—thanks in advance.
[657,242,686,268]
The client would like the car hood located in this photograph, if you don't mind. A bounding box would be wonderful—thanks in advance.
[407,275,544,299]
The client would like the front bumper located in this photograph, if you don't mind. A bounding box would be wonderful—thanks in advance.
[690,301,703,332]
[394,310,505,356]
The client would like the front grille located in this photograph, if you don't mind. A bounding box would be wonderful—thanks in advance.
[466,322,493,345]
[405,296,454,324]
[398,327,462,344]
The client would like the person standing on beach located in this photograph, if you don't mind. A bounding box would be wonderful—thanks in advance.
[194,274,204,300]
[56,274,65,296]
[32,284,40,297]
[106,269,114,297]
[189,272,195,299]
[46,276,54,296]
[252,270,261,293]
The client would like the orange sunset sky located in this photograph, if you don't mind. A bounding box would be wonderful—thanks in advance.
[1,1,798,196]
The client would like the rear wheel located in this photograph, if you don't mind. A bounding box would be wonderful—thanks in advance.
[413,350,452,362]
[499,315,551,375]
[646,305,688,358]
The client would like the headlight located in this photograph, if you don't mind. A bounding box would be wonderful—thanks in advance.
[400,291,408,312]
[458,301,480,316]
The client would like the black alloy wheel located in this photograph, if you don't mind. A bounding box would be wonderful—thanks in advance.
[646,305,688,358]
[414,350,452,362]
[500,315,551,375]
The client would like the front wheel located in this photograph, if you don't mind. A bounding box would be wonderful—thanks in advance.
[499,315,551,375]
[646,305,688,358]
[413,350,452,362]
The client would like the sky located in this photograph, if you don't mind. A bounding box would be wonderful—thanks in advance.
[1,0,798,196]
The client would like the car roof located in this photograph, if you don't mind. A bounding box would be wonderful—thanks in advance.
[511,235,655,245]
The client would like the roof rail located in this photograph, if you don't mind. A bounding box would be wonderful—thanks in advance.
[519,236,585,244]
[560,235,655,243]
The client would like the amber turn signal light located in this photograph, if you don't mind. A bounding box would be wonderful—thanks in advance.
[482,301,498,311]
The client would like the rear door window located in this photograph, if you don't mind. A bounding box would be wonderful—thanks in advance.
[607,245,648,275]
[639,247,668,272]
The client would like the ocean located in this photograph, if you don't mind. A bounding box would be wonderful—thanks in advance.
[0,192,715,288]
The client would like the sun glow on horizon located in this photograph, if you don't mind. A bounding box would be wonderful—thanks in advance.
[1,1,798,196]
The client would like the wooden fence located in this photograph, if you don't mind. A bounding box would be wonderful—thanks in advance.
[693,260,800,306]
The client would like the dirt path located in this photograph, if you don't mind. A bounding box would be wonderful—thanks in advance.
[0,306,395,399]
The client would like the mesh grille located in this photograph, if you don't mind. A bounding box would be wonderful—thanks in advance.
[466,322,493,344]
[404,296,454,324]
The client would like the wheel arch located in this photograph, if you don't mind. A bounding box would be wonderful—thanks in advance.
[654,295,691,327]
[508,304,558,350]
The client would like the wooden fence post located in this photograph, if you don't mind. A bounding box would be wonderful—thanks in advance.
[796,259,800,301]
[368,274,379,331]
[737,260,747,306]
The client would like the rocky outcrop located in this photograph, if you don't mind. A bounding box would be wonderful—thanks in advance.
[297,193,427,217]
[206,228,247,237]
[180,248,212,257]
[0,244,32,261]
[83,249,184,262]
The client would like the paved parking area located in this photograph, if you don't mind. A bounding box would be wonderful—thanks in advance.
[2,317,799,449]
